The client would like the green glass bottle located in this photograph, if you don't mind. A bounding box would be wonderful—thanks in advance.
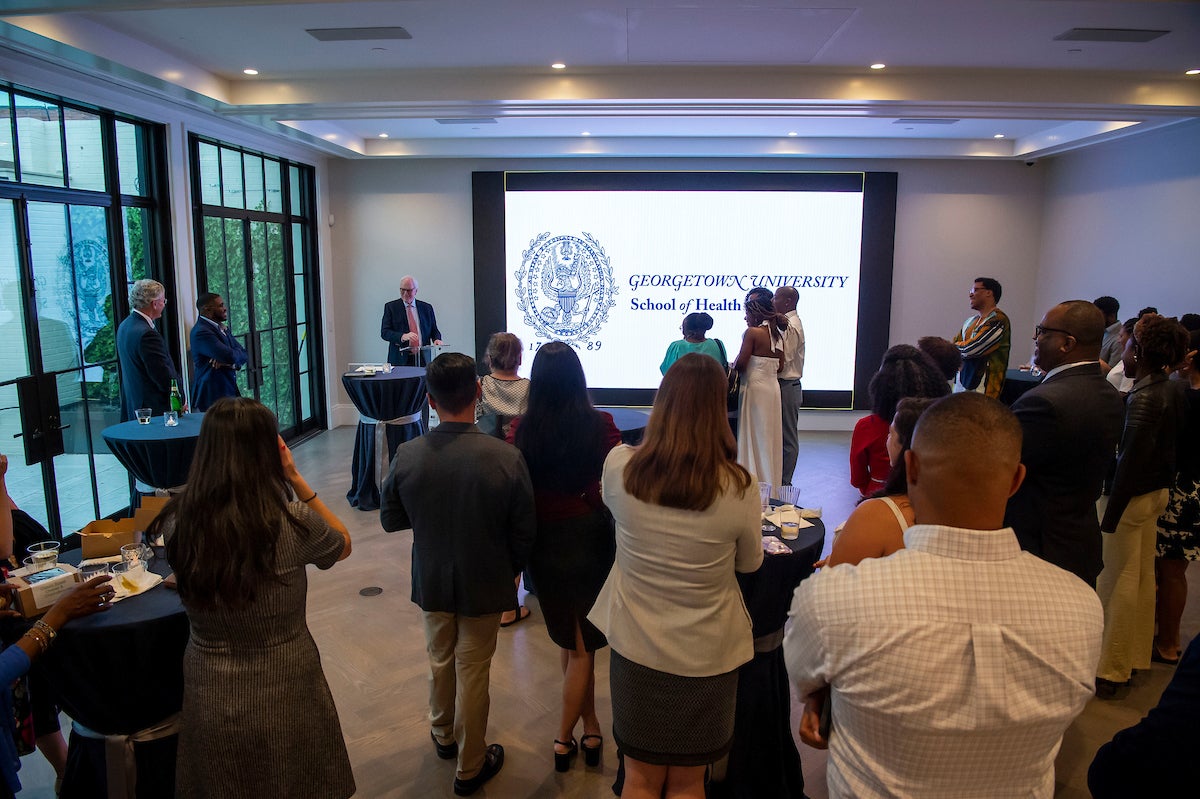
[169,379,183,413]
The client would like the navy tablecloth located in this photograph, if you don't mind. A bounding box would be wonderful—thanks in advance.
[45,550,187,798]
[1000,368,1042,406]
[342,368,427,511]
[597,406,650,445]
[102,413,204,489]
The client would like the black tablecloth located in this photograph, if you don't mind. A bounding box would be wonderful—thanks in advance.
[342,368,427,511]
[710,515,825,799]
[102,413,204,489]
[598,406,650,445]
[44,551,188,798]
[999,368,1042,406]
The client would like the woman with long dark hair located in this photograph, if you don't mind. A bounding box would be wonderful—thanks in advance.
[509,342,621,772]
[1096,315,1188,693]
[590,353,763,799]
[824,397,937,567]
[152,397,354,798]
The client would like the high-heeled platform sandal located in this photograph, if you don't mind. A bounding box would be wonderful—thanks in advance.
[580,734,603,767]
[554,738,577,772]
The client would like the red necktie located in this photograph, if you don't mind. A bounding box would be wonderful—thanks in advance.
[406,303,420,353]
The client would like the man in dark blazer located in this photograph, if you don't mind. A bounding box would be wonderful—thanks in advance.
[190,292,249,411]
[1005,300,1125,586]
[381,275,442,366]
[380,352,535,796]
[116,278,181,421]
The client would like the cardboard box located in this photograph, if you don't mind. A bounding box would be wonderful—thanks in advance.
[9,564,80,618]
[78,496,170,558]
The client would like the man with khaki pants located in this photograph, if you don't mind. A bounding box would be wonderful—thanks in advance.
[381,353,536,796]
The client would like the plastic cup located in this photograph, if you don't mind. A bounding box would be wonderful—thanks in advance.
[26,541,60,570]
[164,411,178,426]
[135,408,152,425]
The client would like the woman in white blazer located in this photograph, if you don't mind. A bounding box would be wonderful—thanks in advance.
[589,353,763,799]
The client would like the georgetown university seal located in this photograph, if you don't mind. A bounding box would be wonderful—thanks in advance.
[515,233,616,344]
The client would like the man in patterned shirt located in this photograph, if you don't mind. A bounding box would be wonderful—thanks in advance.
[954,277,1011,398]
[784,393,1102,798]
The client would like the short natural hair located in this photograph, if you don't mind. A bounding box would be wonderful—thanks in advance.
[196,292,220,313]
[485,332,523,372]
[917,336,962,382]
[426,353,478,414]
[1093,296,1120,318]
[129,279,164,311]
[624,353,751,510]
[1179,313,1200,333]
[975,277,1002,303]
[1134,314,1188,373]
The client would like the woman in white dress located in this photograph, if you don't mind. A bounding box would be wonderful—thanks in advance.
[732,296,784,487]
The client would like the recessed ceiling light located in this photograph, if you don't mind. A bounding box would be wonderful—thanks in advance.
[993,134,1005,139]
[551,63,566,70]
[581,131,591,136]
[378,133,389,138]
[1187,68,1200,75]
[243,68,259,76]
[787,132,798,137]
[870,63,886,70]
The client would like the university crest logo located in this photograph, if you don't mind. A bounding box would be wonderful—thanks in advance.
[515,233,616,344]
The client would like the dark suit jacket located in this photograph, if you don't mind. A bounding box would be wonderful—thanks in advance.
[380,422,536,616]
[189,317,249,412]
[116,312,179,421]
[381,298,441,366]
[1004,363,1124,586]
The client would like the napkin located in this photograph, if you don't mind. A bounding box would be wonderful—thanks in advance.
[111,566,163,602]
[763,507,814,530]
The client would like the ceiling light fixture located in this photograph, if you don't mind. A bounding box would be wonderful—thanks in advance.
[243,68,259,76]
[787,132,798,137]
[581,131,591,136]
[993,134,1005,139]
[870,63,886,70]
[551,63,566,70]
[378,133,389,138]
[1187,68,1200,75]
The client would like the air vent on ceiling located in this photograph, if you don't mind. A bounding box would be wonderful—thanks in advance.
[306,27,412,42]
[894,118,960,125]
[1054,28,1168,43]
[434,118,498,125]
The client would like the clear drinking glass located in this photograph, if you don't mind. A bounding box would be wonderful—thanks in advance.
[135,408,152,425]
[26,541,60,570]
[758,482,773,531]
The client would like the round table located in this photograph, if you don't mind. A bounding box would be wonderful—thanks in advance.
[342,368,427,511]
[597,406,650,445]
[1000,368,1043,406]
[43,551,187,798]
[712,511,825,799]
[102,413,204,490]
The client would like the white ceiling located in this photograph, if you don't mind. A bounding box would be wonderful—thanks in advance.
[1,0,1198,159]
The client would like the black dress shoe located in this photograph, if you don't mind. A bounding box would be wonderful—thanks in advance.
[431,731,458,760]
[454,744,504,796]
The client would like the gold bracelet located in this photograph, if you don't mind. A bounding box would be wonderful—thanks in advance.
[23,628,48,654]
[33,619,57,642]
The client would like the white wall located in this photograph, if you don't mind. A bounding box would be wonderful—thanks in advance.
[327,156,1046,425]
[1035,119,1200,322]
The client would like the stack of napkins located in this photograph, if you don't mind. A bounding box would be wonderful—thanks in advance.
[763,505,814,530]
[112,566,163,602]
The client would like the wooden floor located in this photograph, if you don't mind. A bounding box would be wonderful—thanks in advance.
[16,426,1198,798]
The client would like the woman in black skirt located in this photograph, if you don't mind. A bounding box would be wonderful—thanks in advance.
[590,353,763,798]
[510,342,621,772]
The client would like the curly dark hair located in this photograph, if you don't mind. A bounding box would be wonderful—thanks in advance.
[917,336,962,382]
[876,397,939,498]
[868,344,951,421]
[1133,314,1188,373]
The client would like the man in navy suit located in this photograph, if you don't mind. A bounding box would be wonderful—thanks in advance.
[190,292,249,411]
[116,278,181,421]
[1004,300,1125,586]
[381,275,442,366]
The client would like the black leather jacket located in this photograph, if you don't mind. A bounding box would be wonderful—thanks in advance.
[1101,372,1186,532]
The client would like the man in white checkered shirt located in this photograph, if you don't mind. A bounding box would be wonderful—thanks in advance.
[784,392,1103,798]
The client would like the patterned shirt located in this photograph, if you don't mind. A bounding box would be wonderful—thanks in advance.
[955,308,1011,398]
[784,524,1102,799]
[475,375,529,422]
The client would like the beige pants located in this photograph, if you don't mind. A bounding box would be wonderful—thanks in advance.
[1096,489,1169,682]
[422,611,501,779]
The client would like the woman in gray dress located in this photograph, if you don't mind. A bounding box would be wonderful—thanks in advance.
[151,397,354,799]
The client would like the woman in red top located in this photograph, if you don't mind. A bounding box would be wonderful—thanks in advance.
[849,345,948,498]
[509,342,621,773]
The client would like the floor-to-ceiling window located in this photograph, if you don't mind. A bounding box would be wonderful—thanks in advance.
[189,136,324,438]
[0,87,172,536]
